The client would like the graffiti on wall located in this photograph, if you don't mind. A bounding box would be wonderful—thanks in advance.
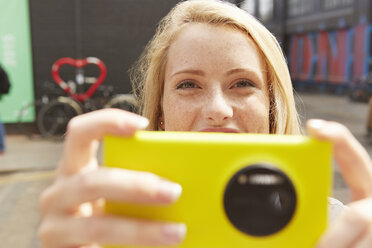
[289,24,372,85]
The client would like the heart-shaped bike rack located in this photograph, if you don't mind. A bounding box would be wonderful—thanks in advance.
[51,57,107,102]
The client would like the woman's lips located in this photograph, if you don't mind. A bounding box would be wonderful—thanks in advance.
[198,128,240,133]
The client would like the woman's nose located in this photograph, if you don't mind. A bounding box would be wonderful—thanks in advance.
[203,91,233,124]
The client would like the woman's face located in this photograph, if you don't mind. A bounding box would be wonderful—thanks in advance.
[162,23,270,133]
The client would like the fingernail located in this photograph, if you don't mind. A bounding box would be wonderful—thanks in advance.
[157,181,182,201]
[308,119,326,130]
[138,117,149,129]
[162,223,187,244]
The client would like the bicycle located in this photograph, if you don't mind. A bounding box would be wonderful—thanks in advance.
[16,80,67,140]
[35,57,138,139]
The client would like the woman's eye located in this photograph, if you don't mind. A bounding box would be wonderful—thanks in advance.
[176,81,199,89]
[232,80,255,88]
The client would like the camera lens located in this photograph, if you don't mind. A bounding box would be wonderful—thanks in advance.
[223,164,297,236]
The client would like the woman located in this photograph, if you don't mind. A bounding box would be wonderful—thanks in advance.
[39,1,372,247]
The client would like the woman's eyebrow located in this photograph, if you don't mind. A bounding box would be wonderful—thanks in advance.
[226,67,260,76]
[170,69,205,78]
[226,68,264,82]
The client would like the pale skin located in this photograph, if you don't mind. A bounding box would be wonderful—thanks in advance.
[161,24,270,133]
[39,24,372,248]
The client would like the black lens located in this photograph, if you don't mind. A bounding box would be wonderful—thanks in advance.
[223,164,297,236]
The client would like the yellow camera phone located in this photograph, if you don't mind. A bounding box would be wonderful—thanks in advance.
[103,131,332,248]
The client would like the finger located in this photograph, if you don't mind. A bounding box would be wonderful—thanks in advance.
[354,227,372,248]
[40,168,182,214]
[59,109,148,177]
[307,119,372,200]
[316,198,372,248]
[38,216,187,247]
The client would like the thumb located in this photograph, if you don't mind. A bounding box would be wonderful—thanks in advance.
[306,119,372,201]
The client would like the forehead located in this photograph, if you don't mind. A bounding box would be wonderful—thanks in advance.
[165,23,266,74]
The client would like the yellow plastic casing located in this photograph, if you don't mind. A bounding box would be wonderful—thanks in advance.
[103,131,332,248]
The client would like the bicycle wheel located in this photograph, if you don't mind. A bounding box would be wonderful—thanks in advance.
[105,94,138,113]
[17,97,50,139]
[37,97,83,138]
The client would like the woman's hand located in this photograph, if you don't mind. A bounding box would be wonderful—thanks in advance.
[307,119,372,248]
[38,109,186,248]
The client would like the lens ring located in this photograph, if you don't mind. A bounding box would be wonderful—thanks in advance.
[223,164,297,236]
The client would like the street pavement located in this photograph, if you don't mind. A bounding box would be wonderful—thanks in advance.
[0,92,370,248]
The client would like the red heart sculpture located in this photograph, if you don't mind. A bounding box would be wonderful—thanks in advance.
[51,57,107,101]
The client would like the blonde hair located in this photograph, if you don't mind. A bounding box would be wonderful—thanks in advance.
[131,0,301,134]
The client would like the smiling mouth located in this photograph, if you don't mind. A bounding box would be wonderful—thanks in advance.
[199,128,240,133]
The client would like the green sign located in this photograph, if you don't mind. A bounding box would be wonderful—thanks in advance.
[0,0,34,123]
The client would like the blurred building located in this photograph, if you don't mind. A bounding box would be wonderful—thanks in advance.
[239,0,372,91]
[238,0,287,44]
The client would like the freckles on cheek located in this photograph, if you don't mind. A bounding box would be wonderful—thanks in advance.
[242,116,270,134]
[163,99,184,129]
[240,100,270,133]
[163,98,197,131]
